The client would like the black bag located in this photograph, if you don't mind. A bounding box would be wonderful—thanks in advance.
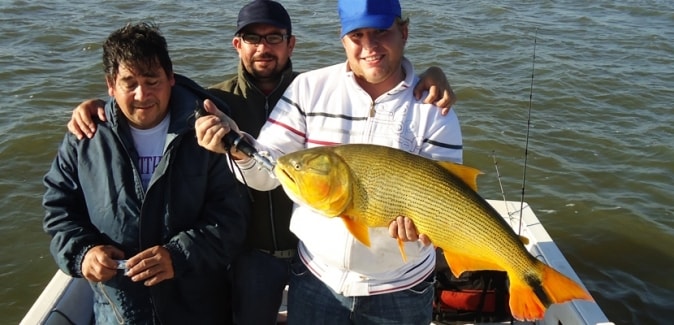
[433,248,512,323]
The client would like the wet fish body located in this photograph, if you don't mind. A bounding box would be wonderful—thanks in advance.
[274,143,593,321]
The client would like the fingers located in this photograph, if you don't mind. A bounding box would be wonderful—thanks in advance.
[422,86,439,105]
[402,217,419,241]
[389,217,432,246]
[413,80,426,101]
[81,245,124,282]
[419,234,433,247]
[203,99,226,120]
[195,115,229,154]
[389,216,419,242]
[69,108,93,139]
[67,119,85,140]
[68,99,106,139]
[126,246,174,286]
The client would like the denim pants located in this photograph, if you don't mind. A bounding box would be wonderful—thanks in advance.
[287,260,435,325]
[230,249,291,325]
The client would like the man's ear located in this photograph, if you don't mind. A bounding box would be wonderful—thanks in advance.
[106,76,115,97]
[168,72,175,86]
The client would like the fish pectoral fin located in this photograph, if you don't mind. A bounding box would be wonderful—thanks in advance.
[436,161,483,191]
[341,217,371,247]
[442,251,505,278]
[397,238,408,263]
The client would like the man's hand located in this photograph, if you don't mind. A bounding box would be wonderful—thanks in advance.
[68,99,106,140]
[414,66,456,115]
[125,245,174,286]
[195,99,248,160]
[389,216,432,246]
[81,245,125,282]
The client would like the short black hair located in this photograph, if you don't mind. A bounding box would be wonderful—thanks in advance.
[102,22,173,79]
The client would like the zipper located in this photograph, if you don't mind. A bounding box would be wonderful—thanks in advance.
[369,101,375,117]
[268,191,278,251]
[96,281,125,324]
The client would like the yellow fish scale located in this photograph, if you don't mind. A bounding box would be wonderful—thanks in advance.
[333,144,539,275]
[275,143,594,321]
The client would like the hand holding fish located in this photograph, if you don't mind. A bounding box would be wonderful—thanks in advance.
[388,216,432,246]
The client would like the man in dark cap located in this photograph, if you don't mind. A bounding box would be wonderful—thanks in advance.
[66,1,455,324]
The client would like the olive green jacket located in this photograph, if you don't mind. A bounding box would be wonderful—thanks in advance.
[209,60,299,252]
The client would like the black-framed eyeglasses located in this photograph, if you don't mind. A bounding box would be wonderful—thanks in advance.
[239,33,289,45]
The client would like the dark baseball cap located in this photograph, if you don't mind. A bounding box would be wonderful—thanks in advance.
[236,0,292,35]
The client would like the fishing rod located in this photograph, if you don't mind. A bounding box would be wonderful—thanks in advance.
[493,29,538,233]
[194,100,276,172]
[518,28,538,230]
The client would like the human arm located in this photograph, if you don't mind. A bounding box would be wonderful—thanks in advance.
[415,66,456,115]
[43,134,119,279]
[67,99,106,140]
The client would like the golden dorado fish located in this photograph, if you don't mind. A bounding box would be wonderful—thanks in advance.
[274,143,593,321]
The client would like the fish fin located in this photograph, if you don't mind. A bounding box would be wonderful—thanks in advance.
[507,277,548,321]
[397,238,408,263]
[519,235,530,245]
[435,161,483,191]
[341,217,371,247]
[539,262,594,304]
[508,262,594,321]
[442,251,505,278]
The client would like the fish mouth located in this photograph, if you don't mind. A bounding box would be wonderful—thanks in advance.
[275,166,297,185]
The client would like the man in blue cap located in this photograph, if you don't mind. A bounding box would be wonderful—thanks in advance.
[196,0,462,323]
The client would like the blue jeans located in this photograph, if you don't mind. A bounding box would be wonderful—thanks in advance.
[230,249,291,325]
[287,260,435,325]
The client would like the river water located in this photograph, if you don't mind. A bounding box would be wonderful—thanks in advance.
[1,1,672,324]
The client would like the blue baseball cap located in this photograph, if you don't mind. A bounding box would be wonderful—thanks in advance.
[338,0,401,38]
[236,0,292,35]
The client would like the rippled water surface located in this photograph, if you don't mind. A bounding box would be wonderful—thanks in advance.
[1,1,672,324]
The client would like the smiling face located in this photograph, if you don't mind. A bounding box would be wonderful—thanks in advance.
[106,61,175,129]
[233,23,295,90]
[341,19,408,96]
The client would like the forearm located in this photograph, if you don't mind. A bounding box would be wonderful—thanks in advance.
[226,132,282,191]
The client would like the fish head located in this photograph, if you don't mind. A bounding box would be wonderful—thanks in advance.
[274,147,353,217]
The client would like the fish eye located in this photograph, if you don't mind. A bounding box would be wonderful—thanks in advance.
[293,162,301,170]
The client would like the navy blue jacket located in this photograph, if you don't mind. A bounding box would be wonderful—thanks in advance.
[43,75,249,324]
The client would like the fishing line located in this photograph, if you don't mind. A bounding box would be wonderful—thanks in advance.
[491,150,510,213]
[518,28,538,232]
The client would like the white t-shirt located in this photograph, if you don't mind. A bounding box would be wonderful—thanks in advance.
[129,113,170,190]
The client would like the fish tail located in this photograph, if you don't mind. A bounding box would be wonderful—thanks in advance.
[507,277,547,321]
[539,263,594,304]
[508,263,594,321]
